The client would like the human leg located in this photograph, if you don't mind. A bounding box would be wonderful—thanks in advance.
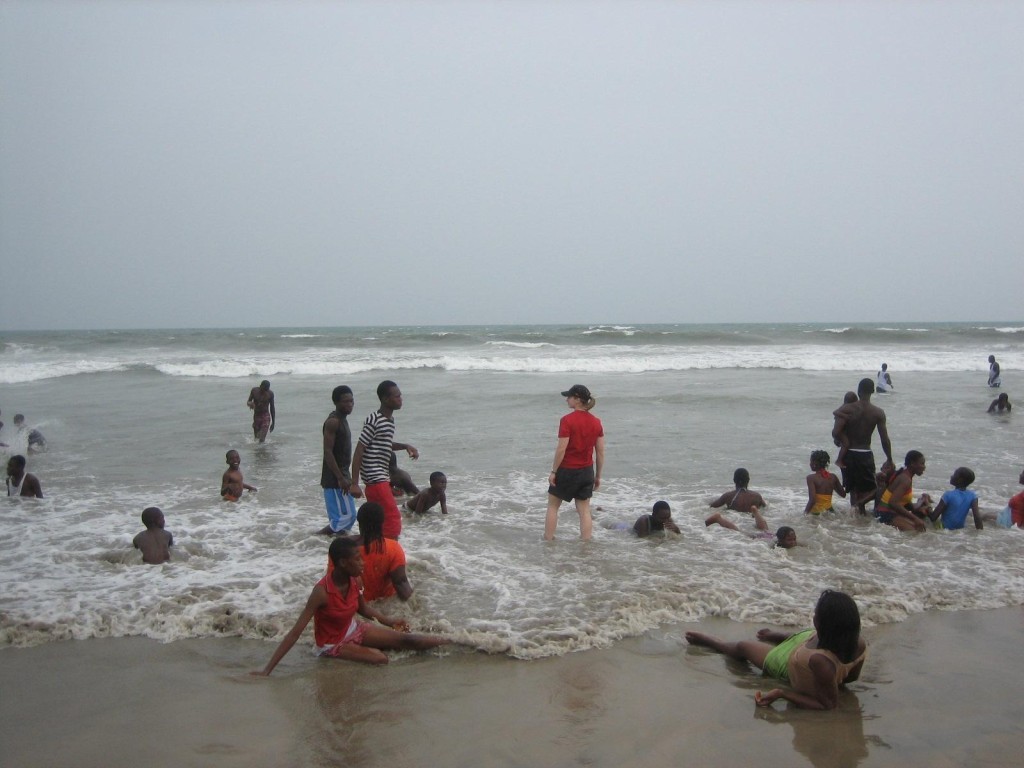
[360,623,449,652]
[544,494,562,540]
[574,497,593,540]
[704,512,739,531]
[685,632,774,670]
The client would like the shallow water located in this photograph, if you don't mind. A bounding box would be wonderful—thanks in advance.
[1,323,1021,654]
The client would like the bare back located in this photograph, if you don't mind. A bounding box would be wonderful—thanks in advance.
[834,401,886,450]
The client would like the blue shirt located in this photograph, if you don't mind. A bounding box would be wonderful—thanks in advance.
[940,488,978,530]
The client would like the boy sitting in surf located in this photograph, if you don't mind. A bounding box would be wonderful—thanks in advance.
[404,471,448,514]
[804,450,846,515]
[705,468,768,532]
[133,507,173,564]
[929,467,982,530]
[633,500,681,537]
[221,449,257,502]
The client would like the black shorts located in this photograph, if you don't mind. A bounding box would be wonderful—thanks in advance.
[548,466,595,501]
[844,451,876,495]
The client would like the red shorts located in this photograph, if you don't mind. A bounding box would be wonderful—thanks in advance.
[366,481,402,539]
[318,622,371,655]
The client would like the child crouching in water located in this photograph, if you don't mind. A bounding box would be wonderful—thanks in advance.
[253,537,449,675]
[929,467,982,530]
[804,450,846,515]
[685,589,866,710]
[133,507,173,564]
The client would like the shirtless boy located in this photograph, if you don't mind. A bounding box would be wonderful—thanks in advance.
[247,380,276,442]
[404,471,448,514]
[133,507,173,564]
[832,378,894,513]
[221,450,257,501]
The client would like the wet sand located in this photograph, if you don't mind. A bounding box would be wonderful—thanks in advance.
[2,606,1021,768]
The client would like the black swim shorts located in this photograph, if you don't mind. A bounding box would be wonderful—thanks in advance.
[548,466,595,501]
[844,451,876,495]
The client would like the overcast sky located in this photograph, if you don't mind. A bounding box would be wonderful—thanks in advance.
[1,1,1021,330]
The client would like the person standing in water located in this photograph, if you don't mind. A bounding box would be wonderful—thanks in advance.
[247,380,276,442]
[544,384,605,541]
[988,355,1001,388]
[832,378,894,514]
[876,363,893,393]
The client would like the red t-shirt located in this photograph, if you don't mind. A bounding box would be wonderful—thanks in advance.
[360,538,407,601]
[558,409,604,469]
[1009,491,1024,528]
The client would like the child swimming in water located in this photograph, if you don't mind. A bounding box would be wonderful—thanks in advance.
[804,450,846,515]
[685,589,866,710]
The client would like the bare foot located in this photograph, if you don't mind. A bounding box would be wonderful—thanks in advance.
[684,631,718,648]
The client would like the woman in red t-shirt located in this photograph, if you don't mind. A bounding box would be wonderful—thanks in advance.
[544,384,605,541]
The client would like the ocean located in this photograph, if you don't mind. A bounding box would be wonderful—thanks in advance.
[1,322,1022,656]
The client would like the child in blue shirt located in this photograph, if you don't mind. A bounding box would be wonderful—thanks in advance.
[929,467,982,530]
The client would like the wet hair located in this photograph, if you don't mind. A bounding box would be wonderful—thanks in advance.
[857,378,875,397]
[810,450,831,471]
[843,391,858,404]
[429,471,446,484]
[8,455,26,471]
[775,526,795,543]
[952,467,976,488]
[652,500,671,514]
[733,468,750,488]
[814,590,861,663]
[141,507,163,528]
[377,380,398,401]
[356,502,385,555]
[332,385,353,404]
[904,450,924,467]
[328,536,360,566]
[259,380,270,389]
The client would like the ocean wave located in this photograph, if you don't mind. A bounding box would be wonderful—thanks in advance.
[0,360,130,384]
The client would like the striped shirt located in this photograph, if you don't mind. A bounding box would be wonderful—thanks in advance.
[357,410,396,485]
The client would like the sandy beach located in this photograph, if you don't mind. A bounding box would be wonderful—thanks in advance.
[2,606,1021,768]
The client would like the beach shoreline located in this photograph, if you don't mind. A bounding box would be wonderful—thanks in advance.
[3,605,1021,768]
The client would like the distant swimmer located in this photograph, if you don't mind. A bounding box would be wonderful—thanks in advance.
[221,449,257,501]
[544,384,605,541]
[805,450,846,514]
[875,363,893,393]
[633,500,681,537]
[987,393,1011,413]
[252,537,449,675]
[319,385,359,536]
[988,355,1001,388]
[685,590,867,710]
[12,414,46,452]
[832,378,894,514]
[350,380,418,540]
[404,471,448,515]
[247,380,276,442]
[705,468,768,532]
[6,455,42,498]
[133,507,173,564]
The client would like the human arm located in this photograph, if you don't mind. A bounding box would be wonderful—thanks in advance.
[988,399,998,413]
[247,389,256,409]
[25,474,43,498]
[928,497,946,523]
[357,594,408,631]
[548,436,569,487]
[268,394,275,432]
[633,516,652,537]
[665,520,681,534]
[593,435,605,490]
[755,654,842,710]
[831,474,847,498]
[709,492,729,509]
[439,491,448,515]
[971,498,983,530]
[388,566,414,601]
[804,475,816,514]
[244,482,258,492]
[349,442,365,497]
[252,585,326,676]
[392,442,419,460]
[876,416,893,465]
[888,475,926,531]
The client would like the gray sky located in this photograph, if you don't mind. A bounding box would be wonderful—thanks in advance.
[1,1,1021,330]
